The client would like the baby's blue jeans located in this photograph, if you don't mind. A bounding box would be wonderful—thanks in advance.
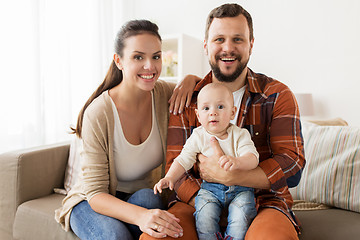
[194,181,257,240]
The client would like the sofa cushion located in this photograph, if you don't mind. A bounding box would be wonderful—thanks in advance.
[13,194,79,240]
[290,120,360,212]
[295,208,360,240]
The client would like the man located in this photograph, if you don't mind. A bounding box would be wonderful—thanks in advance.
[141,3,305,240]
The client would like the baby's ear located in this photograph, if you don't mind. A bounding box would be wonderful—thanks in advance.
[231,106,237,120]
[195,108,200,121]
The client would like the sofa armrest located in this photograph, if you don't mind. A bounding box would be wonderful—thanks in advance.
[0,142,70,237]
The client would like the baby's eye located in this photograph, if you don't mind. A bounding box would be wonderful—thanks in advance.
[217,105,224,109]
[203,106,209,111]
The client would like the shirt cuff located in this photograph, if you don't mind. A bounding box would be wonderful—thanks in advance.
[258,158,286,191]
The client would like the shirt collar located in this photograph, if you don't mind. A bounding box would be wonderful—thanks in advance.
[246,68,263,94]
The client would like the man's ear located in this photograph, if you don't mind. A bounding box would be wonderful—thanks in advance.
[203,40,208,55]
[113,53,123,70]
[249,37,254,55]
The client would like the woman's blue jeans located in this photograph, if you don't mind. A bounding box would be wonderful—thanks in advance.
[194,182,257,240]
[69,188,164,240]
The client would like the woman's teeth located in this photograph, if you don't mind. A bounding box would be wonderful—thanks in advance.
[140,74,154,79]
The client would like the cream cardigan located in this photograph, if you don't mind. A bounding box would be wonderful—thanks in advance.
[55,80,174,231]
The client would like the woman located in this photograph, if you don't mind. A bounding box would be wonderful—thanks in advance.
[55,20,196,239]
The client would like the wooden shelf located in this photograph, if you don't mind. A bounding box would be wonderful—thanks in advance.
[161,34,203,83]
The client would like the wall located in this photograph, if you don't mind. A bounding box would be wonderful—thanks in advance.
[129,0,360,127]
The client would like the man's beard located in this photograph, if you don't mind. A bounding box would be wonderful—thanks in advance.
[210,54,249,83]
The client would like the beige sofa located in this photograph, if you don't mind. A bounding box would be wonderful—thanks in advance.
[1,119,359,240]
[0,142,79,240]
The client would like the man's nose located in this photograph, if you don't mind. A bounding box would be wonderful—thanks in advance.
[222,40,235,52]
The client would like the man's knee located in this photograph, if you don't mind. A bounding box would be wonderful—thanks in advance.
[245,208,298,240]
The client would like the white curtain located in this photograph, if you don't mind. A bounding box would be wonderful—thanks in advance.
[0,0,131,153]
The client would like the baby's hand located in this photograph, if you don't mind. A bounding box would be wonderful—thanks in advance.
[153,178,174,194]
[218,155,238,171]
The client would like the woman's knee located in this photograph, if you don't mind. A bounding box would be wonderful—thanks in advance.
[128,188,163,209]
[70,200,133,240]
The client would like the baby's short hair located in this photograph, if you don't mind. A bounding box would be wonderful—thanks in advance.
[197,83,234,107]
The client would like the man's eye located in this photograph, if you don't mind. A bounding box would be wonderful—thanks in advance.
[218,105,224,109]
[234,37,243,43]
[215,38,224,43]
[134,55,143,60]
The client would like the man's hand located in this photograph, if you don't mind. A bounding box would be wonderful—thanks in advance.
[198,137,230,184]
[199,137,271,189]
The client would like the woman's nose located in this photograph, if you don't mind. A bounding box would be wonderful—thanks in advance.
[143,59,155,70]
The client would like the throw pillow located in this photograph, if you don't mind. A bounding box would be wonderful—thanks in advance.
[290,120,360,213]
[63,135,83,193]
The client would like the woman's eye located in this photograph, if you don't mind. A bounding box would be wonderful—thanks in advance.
[134,55,143,60]
[218,105,224,109]
[215,38,224,43]
[153,55,161,60]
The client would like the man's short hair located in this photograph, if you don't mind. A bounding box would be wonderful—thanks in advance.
[205,3,254,42]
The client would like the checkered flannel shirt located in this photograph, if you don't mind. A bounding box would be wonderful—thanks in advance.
[166,68,305,232]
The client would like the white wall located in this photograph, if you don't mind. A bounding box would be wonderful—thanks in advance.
[129,0,360,127]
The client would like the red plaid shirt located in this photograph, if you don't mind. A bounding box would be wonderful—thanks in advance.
[166,69,305,232]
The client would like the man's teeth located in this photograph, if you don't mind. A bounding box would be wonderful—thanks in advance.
[140,74,154,79]
[221,57,236,61]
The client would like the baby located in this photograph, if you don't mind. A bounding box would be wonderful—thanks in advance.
[154,83,259,240]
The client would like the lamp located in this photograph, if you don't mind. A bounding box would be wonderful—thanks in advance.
[295,93,314,116]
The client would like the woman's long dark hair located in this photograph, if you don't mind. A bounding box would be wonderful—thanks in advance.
[72,20,162,138]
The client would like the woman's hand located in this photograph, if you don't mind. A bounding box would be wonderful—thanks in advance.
[139,209,183,238]
[168,74,201,115]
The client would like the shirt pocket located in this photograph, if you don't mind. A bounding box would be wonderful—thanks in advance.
[244,124,270,159]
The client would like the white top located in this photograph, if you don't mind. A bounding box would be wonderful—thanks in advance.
[110,92,163,192]
[231,85,246,125]
[175,124,259,171]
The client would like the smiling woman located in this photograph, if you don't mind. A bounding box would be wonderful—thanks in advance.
[54,19,195,239]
